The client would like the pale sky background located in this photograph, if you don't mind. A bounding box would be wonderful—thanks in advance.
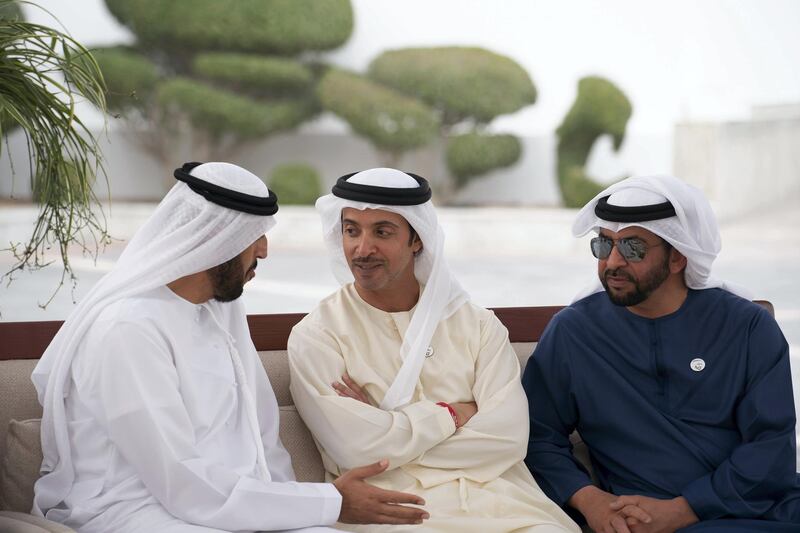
[22,0,800,138]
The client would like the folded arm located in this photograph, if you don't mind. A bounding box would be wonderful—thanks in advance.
[402,315,530,486]
[288,321,456,471]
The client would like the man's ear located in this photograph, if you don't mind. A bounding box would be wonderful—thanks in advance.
[412,235,423,257]
[669,248,688,274]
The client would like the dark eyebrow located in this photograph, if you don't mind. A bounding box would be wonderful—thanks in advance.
[342,219,401,229]
[621,234,648,242]
[373,220,400,228]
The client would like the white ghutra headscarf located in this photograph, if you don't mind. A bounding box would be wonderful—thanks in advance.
[31,162,278,517]
[571,174,751,301]
[316,168,469,411]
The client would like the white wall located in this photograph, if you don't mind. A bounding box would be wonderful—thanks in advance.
[1,127,672,207]
[674,111,800,219]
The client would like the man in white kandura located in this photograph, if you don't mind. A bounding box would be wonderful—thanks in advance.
[31,162,429,533]
[288,167,580,532]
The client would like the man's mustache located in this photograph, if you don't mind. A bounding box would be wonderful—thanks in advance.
[604,268,634,282]
[352,257,384,266]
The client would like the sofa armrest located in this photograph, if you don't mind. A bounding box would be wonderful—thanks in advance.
[0,511,76,532]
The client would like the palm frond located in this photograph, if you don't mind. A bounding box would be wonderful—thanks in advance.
[0,0,110,307]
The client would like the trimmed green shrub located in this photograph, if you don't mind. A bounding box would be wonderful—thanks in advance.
[269,163,321,205]
[157,77,315,139]
[368,47,536,125]
[193,53,314,93]
[92,0,352,174]
[0,0,20,20]
[104,0,353,55]
[446,133,522,187]
[91,47,159,111]
[318,69,439,153]
[556,76,632,207]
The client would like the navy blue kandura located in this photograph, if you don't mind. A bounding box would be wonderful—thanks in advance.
[523,289,800,531]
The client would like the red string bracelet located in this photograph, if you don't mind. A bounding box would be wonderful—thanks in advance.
[436,402,459,428]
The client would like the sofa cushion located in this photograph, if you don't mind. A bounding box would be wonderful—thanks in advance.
[512,342,536,368]
[278,406,325,482]
[259,350,293,407]
[0,511,76,532]
[0,419,40,513]
[0,360,43,466]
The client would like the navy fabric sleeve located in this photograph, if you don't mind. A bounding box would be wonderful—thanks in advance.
[682,308,798,520]
[523,314,594,506]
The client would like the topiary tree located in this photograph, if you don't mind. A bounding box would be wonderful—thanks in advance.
[90,46,158,112]
[556,76,632,208]
[268,163,321,205]
[319,47,536,200]
[368,47,536,126]
[317,68,440,166]
[446,133,522,188]
[93,0,353,188]
[1,0,109,304]
[104,0,353,55]
[363,47,536,199]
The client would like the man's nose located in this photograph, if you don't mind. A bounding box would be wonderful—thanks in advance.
[354,234,376,256]
[256,235,268,259]
[605,243,628,269]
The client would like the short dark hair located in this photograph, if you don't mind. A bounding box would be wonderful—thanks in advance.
[408,224,418,246]
[408,223,423,256]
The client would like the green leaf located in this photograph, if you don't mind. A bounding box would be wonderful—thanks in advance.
[0,1,110,304]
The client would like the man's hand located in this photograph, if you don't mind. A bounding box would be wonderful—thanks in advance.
[450,401,477,427]
[569,485,652,533]
[333,460,429,525]
[609,495,698,533]
[333,374,477,427]
[332,373,371,405]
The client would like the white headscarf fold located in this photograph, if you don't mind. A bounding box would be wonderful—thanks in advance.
[571,174,751,301]
[31,162,277,516]
[315,168,469,410]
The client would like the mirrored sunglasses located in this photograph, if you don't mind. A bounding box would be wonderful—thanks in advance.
[590,236,662,263]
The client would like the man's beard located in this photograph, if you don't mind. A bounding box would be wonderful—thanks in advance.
[601,256,670,307]
[208,255,252,302]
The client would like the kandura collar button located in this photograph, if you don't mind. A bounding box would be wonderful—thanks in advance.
[690,358,706,372]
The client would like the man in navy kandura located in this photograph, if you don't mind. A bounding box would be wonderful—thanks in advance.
[524,174,800,532]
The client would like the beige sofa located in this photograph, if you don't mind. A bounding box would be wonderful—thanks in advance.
[1,304,692,532]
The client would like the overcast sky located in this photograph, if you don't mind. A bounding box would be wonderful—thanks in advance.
[24,0,800,136]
